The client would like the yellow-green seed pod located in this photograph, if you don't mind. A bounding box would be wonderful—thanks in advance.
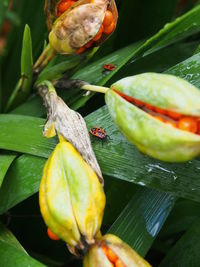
[105,73,200,162]
[84,234,151,267]
[39,140,106,252]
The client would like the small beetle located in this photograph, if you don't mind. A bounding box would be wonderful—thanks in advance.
[89,127,108,141]
[103,63,116,71]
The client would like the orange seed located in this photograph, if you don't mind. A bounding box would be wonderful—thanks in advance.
[177,117,198,133]
[47,228,60,241]
[103,10,114,27]
[103,21,115,35]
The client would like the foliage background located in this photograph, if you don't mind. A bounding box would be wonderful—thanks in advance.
[1,0,200,266]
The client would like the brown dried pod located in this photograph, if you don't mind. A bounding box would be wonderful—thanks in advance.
[38,82,104,184]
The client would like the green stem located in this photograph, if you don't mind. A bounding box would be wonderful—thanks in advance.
[81,84,109,94]
[33,44,55,73]
[38,80,57,94]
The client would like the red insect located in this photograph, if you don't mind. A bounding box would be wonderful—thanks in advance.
[103,63,116,71]
[89,127,108,141]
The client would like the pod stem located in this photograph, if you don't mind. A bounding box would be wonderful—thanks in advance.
[33,44,55,74]
[81,84,109,94]
[38,80,57,94]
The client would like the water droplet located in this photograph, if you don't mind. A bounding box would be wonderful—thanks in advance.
[138,181,145,186]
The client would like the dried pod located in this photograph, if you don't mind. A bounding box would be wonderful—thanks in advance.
[46,0,118,54]
[39,84,104,184]
[105,73,200,162]
[39,140,106,253]
[84,234,151,267]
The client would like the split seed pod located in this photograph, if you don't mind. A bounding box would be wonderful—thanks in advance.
[45,0,118,54]
[105,73,200,162]
[39,140,106,253]
[84,234,151,267]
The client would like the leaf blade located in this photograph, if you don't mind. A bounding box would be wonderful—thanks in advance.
[0,153,17,187]
[6,24,33,111]
[109,188,175,256]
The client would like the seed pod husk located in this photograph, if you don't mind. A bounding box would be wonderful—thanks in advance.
[47,0,118,54]
[105,73,200,162]
[45,0,59,31]
[83,234,151,267]
[39,140,106,252]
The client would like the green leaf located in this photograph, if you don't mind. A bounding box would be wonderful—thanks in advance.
[160,199,200,237]
[1,1,46,106]
[0,221,46,266]
[0,238,47,267]
[111,41,198,83]
[21,25,33,78]
[6,25,33,111]
[0,154,45,214]
[36,55,81,85]
[115,0,178,48]
[0,114,56,158]
[103,176,138,226]
[109,188,175,256]
[159,220,200,267]
[0,222,26,253]
[0,153,17,187]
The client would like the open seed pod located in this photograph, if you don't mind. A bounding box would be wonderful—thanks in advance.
[84,234,151,267]
[45,0,118,54]
[105,73,200,162]
[39,140,106,254]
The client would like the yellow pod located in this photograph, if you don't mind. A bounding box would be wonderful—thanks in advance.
[39,140,106,252]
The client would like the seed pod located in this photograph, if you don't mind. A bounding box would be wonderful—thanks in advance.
[83,234,151,267]
[105,73,200,162]
[39,140,106,253]
[46,0,118,54]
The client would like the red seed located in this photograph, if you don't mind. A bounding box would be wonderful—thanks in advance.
[76,46,86,54]
[177,117,198,133]
[101,244,109,255]
[103,21,115,35]
[58,1,72,13]
[134,99,145,107]
[145,103,155,111]
[155,107,167,115]
[93,24,104,41]
[167,110,182,120]
[103,10,114,27]
[115,259,126,267]
[47,228,60,241]
[107,248,118,263]
[85,40,94,48]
